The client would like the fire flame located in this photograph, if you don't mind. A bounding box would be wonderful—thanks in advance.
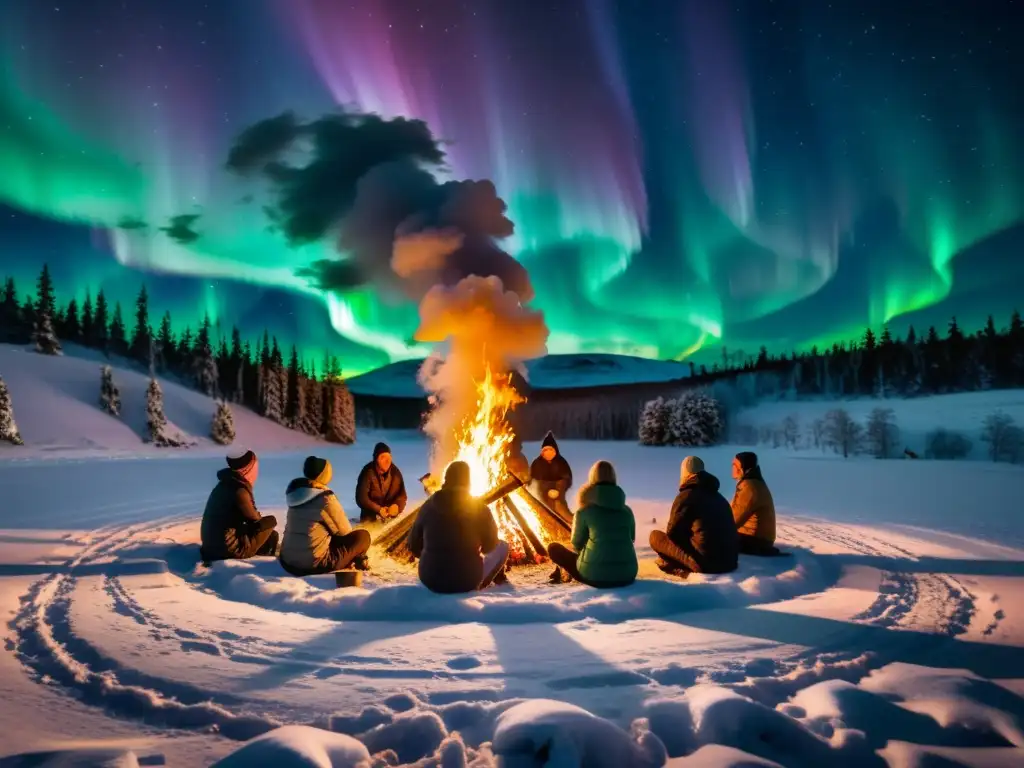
[452,365,547,560]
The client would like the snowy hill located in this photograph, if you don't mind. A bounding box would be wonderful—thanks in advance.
[0,343,324,457]
[346,353,693,397]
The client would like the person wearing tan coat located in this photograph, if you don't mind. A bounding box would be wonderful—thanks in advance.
[280,456,371,575]
[730,452,782,556]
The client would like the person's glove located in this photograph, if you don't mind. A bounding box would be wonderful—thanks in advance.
[259,515,278,531]
[547,489,559,500]
[387,504,400,517]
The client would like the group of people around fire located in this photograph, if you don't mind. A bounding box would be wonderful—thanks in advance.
[199,430,781,594]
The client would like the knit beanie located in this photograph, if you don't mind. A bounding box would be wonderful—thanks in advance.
[226,450,256,473]
[680,455,704,483]
[303,456,332,485]
[588,460,617,486]
[444,460,471,489]
[373,442,391,459]
[735,451,759,473]
[541,431,558,451]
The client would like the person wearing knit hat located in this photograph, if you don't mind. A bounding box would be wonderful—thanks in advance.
[200,450,280,563]
[407,461,510,594]
[647,455,738,578]
[529,431,574,523]
[546,460,638,588]
[279,456,371,575]
[730,452,781,556]
[355,442,408,524]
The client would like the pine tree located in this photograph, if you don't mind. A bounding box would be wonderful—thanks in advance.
[270,337,286,419]
[324,374,356,444]
[93,290,109,350]
[191,314,219,397]
[32,309,62,356]
[20,295,35,333]
[155,311,175,371]
[130,285,153,364]
[81,291,94,347]
[216,337,231,400]
[99,364,121,417]
[302,364,323,436]
[63,298,81,342]
[109,301,128,356]
[145,376,185,447]
[176,326,193,373]
[286,345,301,426]
[210,400,236,445]
[638,396,671,446]
[35,264,57,321]
[260,336,284,423]
[1,277,22,341]
[0,375,24,446]
[229,327,244,404]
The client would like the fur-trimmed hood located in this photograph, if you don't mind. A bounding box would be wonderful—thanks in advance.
[285,477,330,507]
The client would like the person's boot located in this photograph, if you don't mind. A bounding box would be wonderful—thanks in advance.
[548,567,564,584]
[492,567,509,585]
[352,555,370,572]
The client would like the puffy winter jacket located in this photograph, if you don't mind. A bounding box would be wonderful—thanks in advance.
[355,462,408,521]
[201,469,267,561]
[666,471,738,574]
[572,482,638,586]
[281,478,353,573]
[731,466,777,543]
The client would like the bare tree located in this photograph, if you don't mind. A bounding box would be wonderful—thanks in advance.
[865,407,899,458]
[823,408,862,458]
[782,414,800,449]
[925,429,972,460]
[809,418,825,451]
[981,411,1023,463]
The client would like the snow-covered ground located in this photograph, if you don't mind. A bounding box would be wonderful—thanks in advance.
[346,353,693,398]
[2,429,1023,767]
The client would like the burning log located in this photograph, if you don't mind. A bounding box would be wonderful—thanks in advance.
[374,472,527,562]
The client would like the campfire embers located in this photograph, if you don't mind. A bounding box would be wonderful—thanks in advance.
[374,466,570,567]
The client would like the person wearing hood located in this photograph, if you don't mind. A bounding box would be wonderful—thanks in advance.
[200,450,279,563]
[731,451,781,556]
[529,431,573,521]
[547,460,638,588]
[649,455,738,576]
[407,461,510,594]
[356,442,408,524]
[280,456,371,576]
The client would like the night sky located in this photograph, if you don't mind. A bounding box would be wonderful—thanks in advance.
[1,0,1021,375]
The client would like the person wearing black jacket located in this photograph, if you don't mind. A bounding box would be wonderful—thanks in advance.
[649,455,738,577]
[407,461,510,593]
[355,442,409,523]
[200,450,279,563]
[529,431,573,521]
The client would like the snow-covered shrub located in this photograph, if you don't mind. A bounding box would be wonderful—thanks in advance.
[32,313,62,356]
[99,365,121,417]
[924,428,972,460]
[0,375,24,446]
[145,377,186,447]
[211,401,235,445]
[981,410,1023,463]
[822,408,862,458]
[638,396,672,445]
[865,407,900,459]
[666,390,724,447]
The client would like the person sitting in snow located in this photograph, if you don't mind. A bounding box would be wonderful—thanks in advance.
[356,442,408,524]
[730,452,782,556]
[407,460,510,594]
[546,460,638,588]
[280,456,372,576]
[529,431,573,522]
[649,455,738,577]
[200,450,279,564]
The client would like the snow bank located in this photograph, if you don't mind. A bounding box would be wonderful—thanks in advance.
[0,343,323,457]
[189,546,827,625]
[212,725,371,768]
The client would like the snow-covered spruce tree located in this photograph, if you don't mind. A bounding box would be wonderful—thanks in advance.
[638,396,671,446]
[325,378,356,444]
[99,364,121,417]
[145,376,185,447]
[192,315,219,398]
[0,375,24,446]
[210,401,236,445]
[260,359,284,423]
[667,390,725,447]
[33,311,62,356]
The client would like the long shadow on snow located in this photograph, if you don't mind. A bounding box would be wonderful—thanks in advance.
[820,554,1024,579]
[664,605,1024,680]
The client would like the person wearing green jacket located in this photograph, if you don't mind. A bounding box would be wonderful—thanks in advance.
[546,460,638,588]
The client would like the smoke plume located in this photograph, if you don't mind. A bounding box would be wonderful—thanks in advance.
[413,275,549,473]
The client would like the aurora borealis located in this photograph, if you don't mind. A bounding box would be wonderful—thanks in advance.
[1,0,1021,375]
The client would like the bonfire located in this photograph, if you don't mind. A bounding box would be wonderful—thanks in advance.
[375,364,570,566]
